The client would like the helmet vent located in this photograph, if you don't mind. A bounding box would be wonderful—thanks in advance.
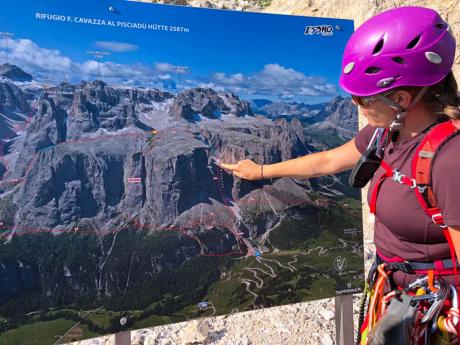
[425,51,443,64]
[376,77,396,88]
[392,57,406,64]
[406,34,422,49]
[372,38,384,55]
[435,23,445,29]
[343,62,355,74]
[365,66,382,74]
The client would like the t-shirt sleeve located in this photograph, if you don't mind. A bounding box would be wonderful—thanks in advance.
[432,134,460,227]
[354,124,377,155]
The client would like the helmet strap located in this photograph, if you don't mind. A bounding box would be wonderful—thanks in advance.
[377,86,428,131]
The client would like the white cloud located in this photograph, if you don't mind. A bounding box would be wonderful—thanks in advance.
[258,64,306,88]
[94,41,138,53]
[0,38,166,88]
[155,62,190,74]
[214,72,245,85]
[78,60,149,80]
[195,82,225,92]
[2,38,72,74]
[210,63,337,99]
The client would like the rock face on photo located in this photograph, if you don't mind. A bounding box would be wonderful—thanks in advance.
[1,66,357,234]
[0,63,33,82]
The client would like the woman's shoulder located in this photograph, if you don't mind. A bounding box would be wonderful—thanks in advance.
[432,129,460,167]
[354,124,376,155]
[431,131,460,226]
[430,128,460,186]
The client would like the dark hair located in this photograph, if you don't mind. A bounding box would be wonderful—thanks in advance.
[400,71,460,120]
[423,71,460,120]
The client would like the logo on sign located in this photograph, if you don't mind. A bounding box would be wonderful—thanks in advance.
[304,25,334,36]
[333,256,347,274]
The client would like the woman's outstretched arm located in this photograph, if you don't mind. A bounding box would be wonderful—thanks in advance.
[219,137,362,180]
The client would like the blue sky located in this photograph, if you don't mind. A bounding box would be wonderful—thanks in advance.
[0,0,354,103]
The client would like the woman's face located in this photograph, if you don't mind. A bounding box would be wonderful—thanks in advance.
[352,91,409,128]
[357,99,396,128]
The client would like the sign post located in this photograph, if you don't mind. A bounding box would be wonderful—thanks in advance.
[115,331,131,345]
[335,294,355,345]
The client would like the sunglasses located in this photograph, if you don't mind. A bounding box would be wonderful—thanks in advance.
[352,90,396,107]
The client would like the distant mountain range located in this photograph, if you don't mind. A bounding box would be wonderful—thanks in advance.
[250,96,358,137]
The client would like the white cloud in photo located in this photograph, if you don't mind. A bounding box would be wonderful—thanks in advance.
[155,62,190,74]
[0,38,167,87]
[94,41,139,53]
[214,72,245,85]
[78,60,149,80]
[158,74,172,80]
[1,38,72,74]
[210,63,337,99]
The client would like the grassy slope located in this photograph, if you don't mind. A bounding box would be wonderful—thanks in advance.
[0,319,97,345]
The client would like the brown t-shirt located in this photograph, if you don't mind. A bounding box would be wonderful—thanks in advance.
[355,123,460,286]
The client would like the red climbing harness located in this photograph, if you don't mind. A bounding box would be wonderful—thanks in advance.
[358,120,460,345]
[369,120,460,280]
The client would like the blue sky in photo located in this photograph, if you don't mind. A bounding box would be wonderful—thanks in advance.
[0,0,354,103]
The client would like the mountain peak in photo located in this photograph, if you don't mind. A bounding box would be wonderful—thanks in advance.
[0,63,32,82]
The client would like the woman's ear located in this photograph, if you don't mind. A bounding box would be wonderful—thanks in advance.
[392,90,412,109]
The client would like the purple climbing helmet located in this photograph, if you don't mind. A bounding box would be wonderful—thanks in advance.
[339,6,456,96]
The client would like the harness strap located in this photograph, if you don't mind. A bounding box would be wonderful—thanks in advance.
[369,161,394,214]
[369,160,417,214]
[376,250,460,275]
[412,121,460,295]
[412,121,460,227]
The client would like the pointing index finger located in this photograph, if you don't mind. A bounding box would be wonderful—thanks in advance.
[219,162,238,171]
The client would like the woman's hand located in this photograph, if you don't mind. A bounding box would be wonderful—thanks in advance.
[218,159,263,180]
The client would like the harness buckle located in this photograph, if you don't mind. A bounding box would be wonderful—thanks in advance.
[392,170,404,184]
[417,185,428,194]
[387,261,414,274]
[392,170,417,189]
[431,213,447,228]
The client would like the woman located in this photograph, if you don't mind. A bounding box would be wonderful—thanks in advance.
[220,6,460,344]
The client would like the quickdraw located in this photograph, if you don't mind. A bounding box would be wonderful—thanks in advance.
[358,263,459,345]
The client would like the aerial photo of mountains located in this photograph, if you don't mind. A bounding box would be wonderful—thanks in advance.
[0,1,361,343]
[0,62,363,343]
